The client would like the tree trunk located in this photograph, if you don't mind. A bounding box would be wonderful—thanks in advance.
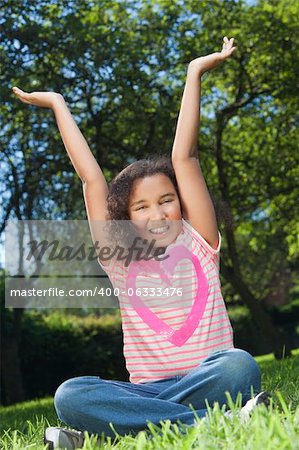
[220,260,291,358]
[215,113,292,359]
[1,308,25,405]
[1,335,25,405]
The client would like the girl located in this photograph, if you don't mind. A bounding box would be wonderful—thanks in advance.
[13,37,269,449]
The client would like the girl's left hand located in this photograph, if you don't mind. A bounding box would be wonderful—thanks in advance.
[12,87,63,109]
[188,36,236,76]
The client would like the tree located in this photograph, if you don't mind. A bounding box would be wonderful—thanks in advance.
[1,0,298,403]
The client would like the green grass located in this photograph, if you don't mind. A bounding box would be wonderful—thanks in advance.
[1,350,298,449]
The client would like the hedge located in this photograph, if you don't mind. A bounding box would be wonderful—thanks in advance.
[18,311,128,400]
[1,303,298,403]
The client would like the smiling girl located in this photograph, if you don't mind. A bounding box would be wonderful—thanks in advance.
[13,37,269,450]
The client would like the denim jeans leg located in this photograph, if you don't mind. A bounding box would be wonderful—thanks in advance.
[54,348,261,437]
[156,348,261,408]
[54,375,207,437]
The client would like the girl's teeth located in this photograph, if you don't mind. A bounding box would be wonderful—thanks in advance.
[150,227,168,234]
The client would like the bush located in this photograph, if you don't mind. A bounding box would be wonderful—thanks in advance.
[19,310,128,400]
[229,303,299,355]
[2,291,298,404]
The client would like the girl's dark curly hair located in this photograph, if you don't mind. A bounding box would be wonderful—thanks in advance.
[107,155,179,220]
[104,155,181,253]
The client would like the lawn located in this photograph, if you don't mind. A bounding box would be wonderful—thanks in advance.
[1,350,298,449]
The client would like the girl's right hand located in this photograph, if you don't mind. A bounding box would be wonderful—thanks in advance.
[188,36,236,76]
[12,87,63,109]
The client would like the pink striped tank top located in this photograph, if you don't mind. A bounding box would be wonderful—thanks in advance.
[98,218,234,383]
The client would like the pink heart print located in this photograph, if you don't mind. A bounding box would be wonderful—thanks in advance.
[126,245,209,346]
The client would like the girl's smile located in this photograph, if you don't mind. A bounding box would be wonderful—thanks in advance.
[128,174,182,247]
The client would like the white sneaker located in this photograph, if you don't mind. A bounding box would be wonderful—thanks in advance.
[225,391,271,423]
[44,427,85,450]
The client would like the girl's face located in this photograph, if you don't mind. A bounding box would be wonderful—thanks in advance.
[128,174,182,247]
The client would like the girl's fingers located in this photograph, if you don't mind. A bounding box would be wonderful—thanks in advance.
[13,87,29,95]
[221,37,236,56]
[223,36,234,46]
[12,87,31,102]
[222,37,233,52]
[12,86,25,94]
[12,86,23,97]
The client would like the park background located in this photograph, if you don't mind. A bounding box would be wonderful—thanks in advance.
[0,0,298,409]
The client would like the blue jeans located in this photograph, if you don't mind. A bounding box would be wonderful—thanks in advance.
[54,348,261,437]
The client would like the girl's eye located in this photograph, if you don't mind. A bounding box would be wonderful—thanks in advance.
[162,199,172,203]
[135,206,146,211]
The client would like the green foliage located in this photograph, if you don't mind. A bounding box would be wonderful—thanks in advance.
[229,303,299,355]
[2,0,298,302]
[1,305,296,404]
[18,310,127,400]
[1,0,299,406]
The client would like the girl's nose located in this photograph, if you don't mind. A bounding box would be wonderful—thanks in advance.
[150,205,166,221]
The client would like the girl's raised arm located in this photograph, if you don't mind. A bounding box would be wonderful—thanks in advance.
[171,37,236,250]
[12,87,110,263]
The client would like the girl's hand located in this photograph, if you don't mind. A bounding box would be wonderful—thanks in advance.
[12,87,63,109]
[188,36,236,76]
